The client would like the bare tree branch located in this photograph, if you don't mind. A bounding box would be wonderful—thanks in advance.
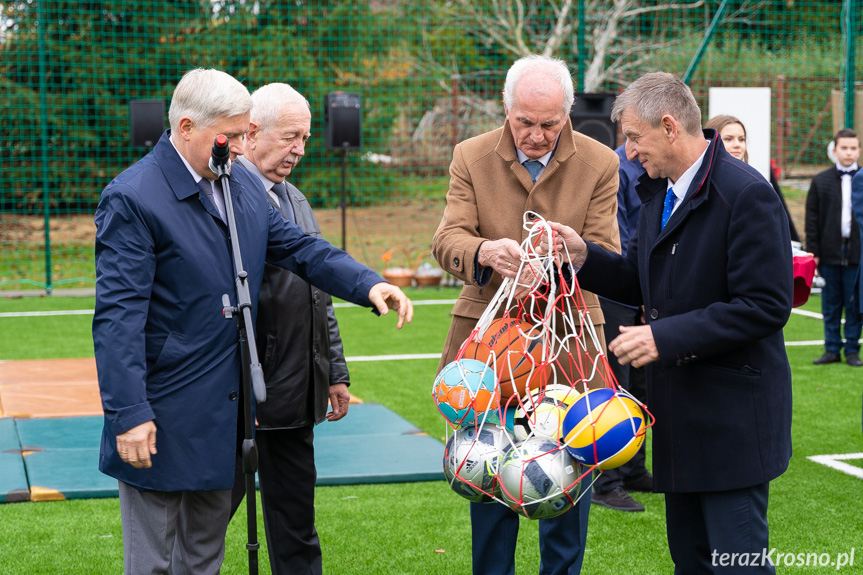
[542,0,575,57]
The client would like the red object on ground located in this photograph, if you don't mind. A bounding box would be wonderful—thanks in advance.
[792,255,817,308]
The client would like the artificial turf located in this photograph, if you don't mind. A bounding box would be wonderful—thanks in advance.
[0,288,861,574]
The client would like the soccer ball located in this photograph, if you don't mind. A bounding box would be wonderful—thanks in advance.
[496,436,583,519]
[433,359,500,427]
[443,423,512,502]
[561,388,645,470]
[512,384,582,442]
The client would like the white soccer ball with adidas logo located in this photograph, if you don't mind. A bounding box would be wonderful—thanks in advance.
[443,422,512,502]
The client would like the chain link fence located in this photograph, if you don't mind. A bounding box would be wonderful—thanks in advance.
[1,0,860,291]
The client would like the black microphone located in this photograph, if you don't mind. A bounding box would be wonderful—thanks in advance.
[209,134,231,174]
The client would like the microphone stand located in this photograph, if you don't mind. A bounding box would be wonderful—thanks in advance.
[211,136,266,575]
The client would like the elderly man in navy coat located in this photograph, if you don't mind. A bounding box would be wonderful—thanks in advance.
[92,68,412,575]
[547,72,792,574]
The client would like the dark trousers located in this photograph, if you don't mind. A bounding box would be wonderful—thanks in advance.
[819,263,862,355]
[119,481,231,575]
[665,482,774,575]
[231,426,321,575]
[470,481,591,575]
[593,299,650,494]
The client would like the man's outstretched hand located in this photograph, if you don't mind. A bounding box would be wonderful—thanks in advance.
[369,283,414,329]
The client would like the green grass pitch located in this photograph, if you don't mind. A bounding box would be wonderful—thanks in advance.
[0,288,861,574]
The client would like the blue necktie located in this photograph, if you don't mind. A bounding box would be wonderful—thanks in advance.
[660,188,676,230]
[523,160,543,183]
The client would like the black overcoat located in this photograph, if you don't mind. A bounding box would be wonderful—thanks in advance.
[577,130,793,493]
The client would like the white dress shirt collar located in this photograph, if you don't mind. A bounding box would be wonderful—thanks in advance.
[666,140,710,217]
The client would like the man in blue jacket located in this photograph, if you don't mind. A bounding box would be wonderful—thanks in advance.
[92,68,412,575]
[547,72,792,574]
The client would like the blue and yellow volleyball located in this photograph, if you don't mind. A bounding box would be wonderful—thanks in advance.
[561,388,645,469]
[433,359,500,427]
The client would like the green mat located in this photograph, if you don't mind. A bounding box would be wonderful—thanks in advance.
[1,404,443,502]
[0,418,30,502]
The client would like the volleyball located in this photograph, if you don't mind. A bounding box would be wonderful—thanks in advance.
[561,388,645,470]
[442,422,512,502]
[462,318,547,399]
[432,359,500,427]
[512,384,582,442]
[497,437,583,520]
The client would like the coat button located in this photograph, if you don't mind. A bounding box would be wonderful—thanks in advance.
[453,256,460,267]
[649,308,659,320]
[229,391,238,401]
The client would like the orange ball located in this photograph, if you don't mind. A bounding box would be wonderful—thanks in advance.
[463,318,547,398]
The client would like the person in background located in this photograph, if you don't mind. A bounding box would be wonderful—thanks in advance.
[433,54,620,575]
[93,68,413,575]
[547,71,793,575]
[705,114,800,242]
[228,82,347,574]
[805,128,862,367]
[591,145,653,513]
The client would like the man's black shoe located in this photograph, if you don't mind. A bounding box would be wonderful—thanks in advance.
[847,353,863,367]
[623,472,654,493]
[591,487,644,512]
[813,351,841,365]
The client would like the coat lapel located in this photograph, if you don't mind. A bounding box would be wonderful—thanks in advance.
[637,129,720,243]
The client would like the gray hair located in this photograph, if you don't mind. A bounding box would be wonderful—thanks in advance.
[610,71,702,136]
[502,55,574,114]
[168,68,252,131]
[250,83,311,131]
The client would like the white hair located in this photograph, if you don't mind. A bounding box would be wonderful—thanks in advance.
[168,68,252,131]
[250,83,311,131]
[502,55,574,113]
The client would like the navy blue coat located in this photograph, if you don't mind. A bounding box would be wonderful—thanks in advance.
[577,131,793,493]
[93,132,383,491]
[853,171,863,313]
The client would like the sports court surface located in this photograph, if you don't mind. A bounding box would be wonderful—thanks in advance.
[0,358,444,503]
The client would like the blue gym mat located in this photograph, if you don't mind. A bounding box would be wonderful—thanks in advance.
[0,404,444,502]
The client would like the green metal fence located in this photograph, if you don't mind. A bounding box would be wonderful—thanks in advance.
[1,0,861,292]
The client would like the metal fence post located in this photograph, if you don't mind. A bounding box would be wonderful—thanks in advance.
[844,0,857,130]
[37,0,52,294]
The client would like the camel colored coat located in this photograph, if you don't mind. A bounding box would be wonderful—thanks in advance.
[433,118,621,381]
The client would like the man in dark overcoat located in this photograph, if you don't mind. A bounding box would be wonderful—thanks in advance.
[547,71,793,574]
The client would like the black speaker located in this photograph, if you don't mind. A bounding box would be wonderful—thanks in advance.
[129,100,165,148]
[570,93,617,149]
[324,92,361,150]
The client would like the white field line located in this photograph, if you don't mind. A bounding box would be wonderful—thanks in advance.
[0,299,460,318]
[2,301,822,317]
[0,309,96,317]
[346,353,441,362]
[808,453,863,480]
[0,302,841,353]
